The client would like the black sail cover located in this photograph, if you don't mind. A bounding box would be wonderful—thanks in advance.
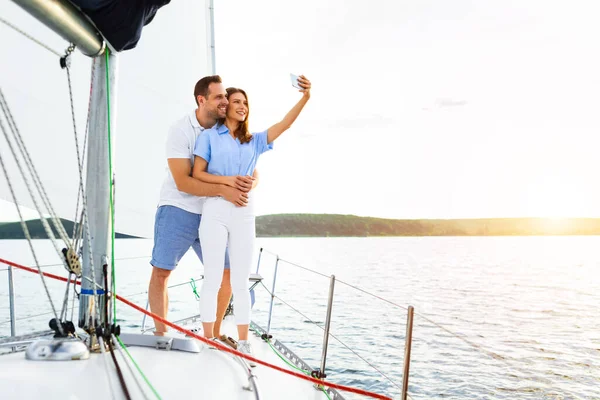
[70,0,171,51]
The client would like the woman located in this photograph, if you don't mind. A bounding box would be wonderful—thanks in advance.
[192,76,311,363]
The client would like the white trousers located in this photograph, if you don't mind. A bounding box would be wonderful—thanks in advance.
[199,196,255,325]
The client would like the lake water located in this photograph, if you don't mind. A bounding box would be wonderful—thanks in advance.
[0,237,599,399]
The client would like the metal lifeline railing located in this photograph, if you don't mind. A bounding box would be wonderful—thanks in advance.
[249,247,591,400]
[9,244,572,398]
[7,264,15,338]
[254,249,414,399]
[319,274,335,383]
[1,251,414,399]
[254,279,404,398]
[5,246,598,400]
[9,244,557,398]
[5,244,540,399]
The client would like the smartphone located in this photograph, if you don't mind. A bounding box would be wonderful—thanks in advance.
[290,73,301,89]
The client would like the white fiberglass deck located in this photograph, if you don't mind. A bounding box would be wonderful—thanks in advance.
[0,316,332,400]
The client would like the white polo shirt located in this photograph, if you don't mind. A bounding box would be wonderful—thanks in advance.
[157,110,210,214]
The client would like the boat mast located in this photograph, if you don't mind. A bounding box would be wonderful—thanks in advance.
[11,0,113,335]
[207,0,216,74]
[79,53,117,333]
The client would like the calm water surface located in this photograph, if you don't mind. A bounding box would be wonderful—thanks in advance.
[0,237,598,399]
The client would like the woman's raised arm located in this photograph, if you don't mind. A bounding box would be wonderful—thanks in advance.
[266,75,311,144]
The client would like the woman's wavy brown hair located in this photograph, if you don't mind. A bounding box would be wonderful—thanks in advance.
[219,87,252,144]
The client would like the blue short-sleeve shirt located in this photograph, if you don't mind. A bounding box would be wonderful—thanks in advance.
[193,124,273,176]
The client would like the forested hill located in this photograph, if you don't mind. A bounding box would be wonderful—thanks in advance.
[255,214,600,237]
[0,219,138,239]
[1,215,600,239]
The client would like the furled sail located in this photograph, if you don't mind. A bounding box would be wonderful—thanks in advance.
[69,0,171,52]
[0,1,213,238]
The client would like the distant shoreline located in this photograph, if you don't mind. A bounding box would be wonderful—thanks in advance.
[2,214,600,239]
[255,214,600,237]
[0,219,138,240]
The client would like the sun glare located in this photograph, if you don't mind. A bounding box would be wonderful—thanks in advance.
[525,180,587,218]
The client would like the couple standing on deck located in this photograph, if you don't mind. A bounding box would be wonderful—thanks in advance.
[147,74,312,365]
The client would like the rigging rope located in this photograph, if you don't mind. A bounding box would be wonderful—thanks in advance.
[0,16,62,56]
[0,96,64,336]
[57,49,81,320]
[58,272,75,321]
[62,46,102,329]
[70,273,77,322]
[115,335,161,400]
[0,89,71,248]
[0,40,102,329]
[107,336,132,400]
[97,336,120,399]
[64,45,89,248]
[73,62,92,252]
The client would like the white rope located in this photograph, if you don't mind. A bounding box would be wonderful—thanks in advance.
[0,109,63,335]
[0,71,100,331]
[62,49,105,327]
[66,53,93,251]
[0,25,106,334]
[0,16,62,56]
[0,90,71,246]
[70,280,78,322]
[98,337,119,400]
[113,335,151,400]
[58,272,76,321]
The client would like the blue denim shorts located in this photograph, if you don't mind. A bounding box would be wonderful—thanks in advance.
[150,205,231,271]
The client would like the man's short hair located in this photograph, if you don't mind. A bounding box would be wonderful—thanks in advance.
[194,75,222,105]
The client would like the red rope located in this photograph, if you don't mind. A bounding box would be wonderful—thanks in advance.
[0,258,79,284]
[1,257,393,400]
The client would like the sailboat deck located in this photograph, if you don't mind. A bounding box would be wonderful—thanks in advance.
[0,316,332,400]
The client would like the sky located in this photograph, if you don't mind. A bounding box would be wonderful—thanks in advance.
[2,0,600,226]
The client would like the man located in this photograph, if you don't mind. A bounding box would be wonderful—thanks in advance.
[148,75,254,343]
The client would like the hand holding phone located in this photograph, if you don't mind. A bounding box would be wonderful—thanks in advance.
[290,73,301,89]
